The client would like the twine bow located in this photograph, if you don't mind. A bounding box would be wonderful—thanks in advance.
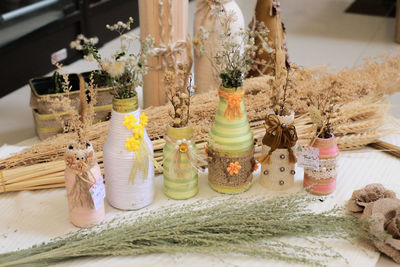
[257,114,298,165]
[218,88,245,120]
[152,40,187,71]
[65,152,97,185]
[164,136,206,178]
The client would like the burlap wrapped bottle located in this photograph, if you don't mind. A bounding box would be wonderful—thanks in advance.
[303,134,338,195]
[194,0,245,93]
[258,111,298,191]
[207,86,255,194]
[163,125,199,200]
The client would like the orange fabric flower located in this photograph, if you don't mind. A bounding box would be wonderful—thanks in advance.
[227,161,242,176]
[218,89,244,120]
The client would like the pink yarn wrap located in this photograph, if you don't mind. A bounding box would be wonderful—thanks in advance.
[65,163,105,228]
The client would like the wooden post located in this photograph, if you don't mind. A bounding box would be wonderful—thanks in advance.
[139,0,189,108]
[396,0,400,43]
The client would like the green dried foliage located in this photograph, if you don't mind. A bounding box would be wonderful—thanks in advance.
[0,194,375,267]
[52,71,64,94]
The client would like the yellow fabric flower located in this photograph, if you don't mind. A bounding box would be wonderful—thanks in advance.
[123,114,137,130]
[227,161,242,176]
[125,136,140,151]
[140,112,148,127]
[132,124,144,139]
[179,143,189,153]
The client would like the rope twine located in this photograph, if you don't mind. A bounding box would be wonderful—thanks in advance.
[152,0,186,71]
[218,88,245,120]
[164,136,206,178]
[257,114,298,164]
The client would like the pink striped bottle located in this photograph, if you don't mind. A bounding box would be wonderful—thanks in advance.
[304,134,338,195]
[64,142,105,227]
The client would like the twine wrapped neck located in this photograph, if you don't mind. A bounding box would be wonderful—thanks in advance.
[257,114,298,164]
[218,88,244,120]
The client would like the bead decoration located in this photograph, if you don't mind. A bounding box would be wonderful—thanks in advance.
[290,170,296,175]
[279,167,285,172]
[263,170,269,175]
[279,180,285,185]
[280,154,285,159]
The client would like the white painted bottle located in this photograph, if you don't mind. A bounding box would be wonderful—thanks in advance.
[103,95,154,210]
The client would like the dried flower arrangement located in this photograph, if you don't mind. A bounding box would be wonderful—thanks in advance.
[195,4,266,89]
[0,194,378,267]
[47,63,105,227]
[70,17,154,99]
[48,63,97,146]
[1,53,400,193]
[163,38,193,128]
[248,0,288,78]
[305,81,341,139]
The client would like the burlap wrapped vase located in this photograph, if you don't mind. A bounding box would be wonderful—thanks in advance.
[163,125,199,200]
[207,86,255,194]
[258,111,298,190]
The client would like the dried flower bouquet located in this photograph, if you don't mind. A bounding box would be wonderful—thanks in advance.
[162,39,200,199]
[70,17,154,99]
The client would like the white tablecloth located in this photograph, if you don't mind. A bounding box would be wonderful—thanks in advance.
[1,135,400,267]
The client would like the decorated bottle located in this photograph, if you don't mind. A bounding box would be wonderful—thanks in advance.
[65,141,105,228]
[163,125,199,199]
[194,0,245,93]
[207,86,255,194]
[103,95,155,210]
[258,111,298,190]
[303,134,338,195]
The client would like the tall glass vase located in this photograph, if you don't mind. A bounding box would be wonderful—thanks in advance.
[103,95,154,210]
[163,125,198,200]
[207,86,255,194]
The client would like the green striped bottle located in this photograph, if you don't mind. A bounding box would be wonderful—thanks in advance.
[207,86,255,194]
[163,125,198,199]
